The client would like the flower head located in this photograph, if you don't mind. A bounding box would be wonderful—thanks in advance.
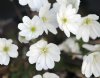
[57,5,81,37]
[33,72,59,78]
[26,39,61,71]
[59,38,82,59]
[51,0,80,14]
[82,52,100,77]
[0,38,18,65]
[38,2,58,35]
[76,14,100,42]
[59,38,80,53]
[19,0,48,11]
[18,16,43,41]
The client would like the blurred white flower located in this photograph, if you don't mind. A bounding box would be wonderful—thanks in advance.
[59,38,80,53]
[18,16,43,40]
[51,0,80,14]
[26,39,61,71]
[82,44,100,52]
[82,52,100,77]
[57,5,81,37]
[19,0,48,11]
[18,34,29,43]
[33,72,59,78]
[0,38,18,65]
[59,38,82,59]
[38,2,58,34]
[76,14,100,42]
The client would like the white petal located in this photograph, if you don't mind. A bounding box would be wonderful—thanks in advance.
[47,43,60,62]
[82,44,96,51]
[65,5,76,16]
[3,55,10,65]
[36,54,48,71]
[29,56,38,64]
[67,0,80,12]
[32,15,40,24]
[43,72,59,78]
[93,22,100,37]
[46,24,57,35]
[33,75,42,78]
[63,26,70,37]
[19,0,28,5]
[76,27,82,40]
[26,49,40,57]
[39,2,51,17]
[87,14,99,20]
[22,16,31,24]
[35,39,48,48]
[18,23,26,30]
[46,54,55,69]
[8,45,18,58]
[82,56,88,74]
[19,30,33,40]
[18,35,29,43]
[84,63,92,77]
[81,27,90,42]
[92,63,100,77]
[83,55,92,77]
[67,24,79,35]
[90,25,98,39]
[47,43,60,54]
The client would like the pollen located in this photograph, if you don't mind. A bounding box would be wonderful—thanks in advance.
[41,47,48,54]
[3,46,9,52]
[83,18,92,25]
[62,18,68,24]
[42,17,47,22]
[30,26,36,32]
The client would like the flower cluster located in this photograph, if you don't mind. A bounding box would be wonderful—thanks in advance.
[0,0,100,78]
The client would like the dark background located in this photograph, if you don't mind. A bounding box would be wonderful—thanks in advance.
[0,0,100,20]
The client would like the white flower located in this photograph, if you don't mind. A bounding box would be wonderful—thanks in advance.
[76,14,100,42]
[18,34,29,43]
[83,44,100,52]
[51,0,80,14]
[19,0,48,11]
[82,52,100,77]
[57,5,81,37]
[57,0,80,11]
[59,38,82,59]
[38,2,58,35]
[59,38,80,53]
[26,39,61,71]
[18,16,44,41]
[33,72,59,78]
[0,38,18,65]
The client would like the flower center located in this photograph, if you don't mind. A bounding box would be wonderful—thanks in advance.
[30,26,36,32]
[62,18,68,24]
[41,47,48,54]
[83,18,92,25]
[3,46,9,53]
[21,36,25,39]
[42,17,47,22]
